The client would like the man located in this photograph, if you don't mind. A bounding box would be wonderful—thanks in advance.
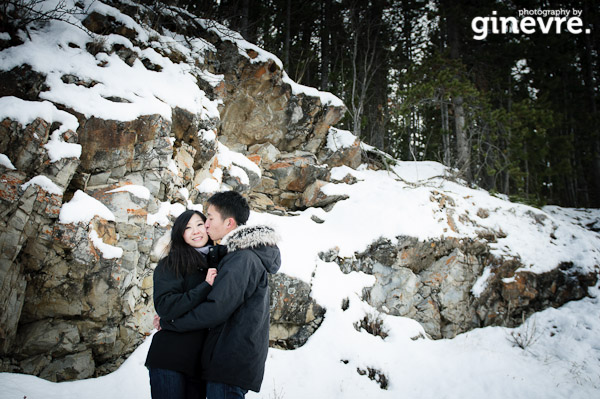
[160,190,281,399]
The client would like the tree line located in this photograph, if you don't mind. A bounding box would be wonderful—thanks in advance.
[159,0,599,208]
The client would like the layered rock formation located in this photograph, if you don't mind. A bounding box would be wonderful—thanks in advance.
[323,236,596,339]
[0,0,344,380]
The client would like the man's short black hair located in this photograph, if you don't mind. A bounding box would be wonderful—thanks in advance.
[207,191,250,226]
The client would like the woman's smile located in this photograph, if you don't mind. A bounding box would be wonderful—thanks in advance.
[183,213,209,248]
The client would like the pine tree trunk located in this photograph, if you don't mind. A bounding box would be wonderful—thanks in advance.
[453,95,470,178]
[506,74,512,196]
[582,9,600,207]
[239,0,250,39]
[444,0,470,180]
[349,1,383,142]
[593,139,600,206]
[320,0,331,91]
[350,7,363,139]
[284,0,290,67]
[524,142,529,199]
[441,99,450,166]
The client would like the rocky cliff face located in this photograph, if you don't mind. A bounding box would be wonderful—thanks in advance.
[0,0,346,380]
[323,236,596,339]
[0,0,597,382]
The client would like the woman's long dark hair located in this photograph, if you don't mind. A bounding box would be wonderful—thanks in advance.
[166,210,213,277]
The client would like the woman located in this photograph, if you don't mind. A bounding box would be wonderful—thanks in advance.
[145,209,222,399]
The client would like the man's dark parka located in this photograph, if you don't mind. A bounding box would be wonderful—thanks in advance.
[160,224,281,392]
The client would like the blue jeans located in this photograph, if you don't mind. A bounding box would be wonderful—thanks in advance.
[206,381,248,399]
[149,368,206,399]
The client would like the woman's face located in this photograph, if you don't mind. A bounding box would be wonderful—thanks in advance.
[183,213,209,248]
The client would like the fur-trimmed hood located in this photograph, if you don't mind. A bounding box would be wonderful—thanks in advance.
[221,224,281,275]
[222,224,280,252]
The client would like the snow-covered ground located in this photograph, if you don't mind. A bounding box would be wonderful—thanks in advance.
[1,161,599,399]
[1,0,599,397]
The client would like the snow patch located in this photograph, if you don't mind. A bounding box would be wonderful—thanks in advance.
[0,97,81,163]
[392,161,452,183]
[0,11,219,123]
[200,129,216,141]
[59,190,115,224]
[327,127,358,151]
[0,154,16,170]
[471,266,493,297]
[216,142,261,178]
[89,229,123,259]
[21,175,63,195]
[106,185,151,200]
[197,177,222,194]
[147,201,186,226]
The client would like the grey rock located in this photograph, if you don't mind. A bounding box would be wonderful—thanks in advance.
[333,236,596,339]
[18,320,80,357]
[39,350,95,382]
[269,273,325,349]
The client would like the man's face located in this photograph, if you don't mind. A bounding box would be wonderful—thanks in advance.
[205,204,233,241]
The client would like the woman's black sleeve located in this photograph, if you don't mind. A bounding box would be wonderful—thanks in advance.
[152,262,212,320]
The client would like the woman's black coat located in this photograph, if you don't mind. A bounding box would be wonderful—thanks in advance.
[145,246,225,376]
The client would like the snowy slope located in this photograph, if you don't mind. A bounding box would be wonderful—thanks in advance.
[1,162,599,398]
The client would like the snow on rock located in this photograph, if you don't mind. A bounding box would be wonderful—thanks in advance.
[59,190,115,224]
[327,127,358,151]
[194,142,261,192]
[197,177,222,194]
[200,129,216,142]
[471,266,494,297]
[216,142,261,178]
[106,184,151,200]
[0,154,16,170]
[0,2,220,123]
[89,229,123,259]
[146,201,186,227]
[0,97,81,163]
[194,17,344,107]
[282,71,345,107]
[21,176,63,195]
[44,130,83,163]
[251,160,600,283]
[543,206,600,232]
[86,0,150,41]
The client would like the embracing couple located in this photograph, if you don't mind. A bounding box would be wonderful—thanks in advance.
[145,191,281,399]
